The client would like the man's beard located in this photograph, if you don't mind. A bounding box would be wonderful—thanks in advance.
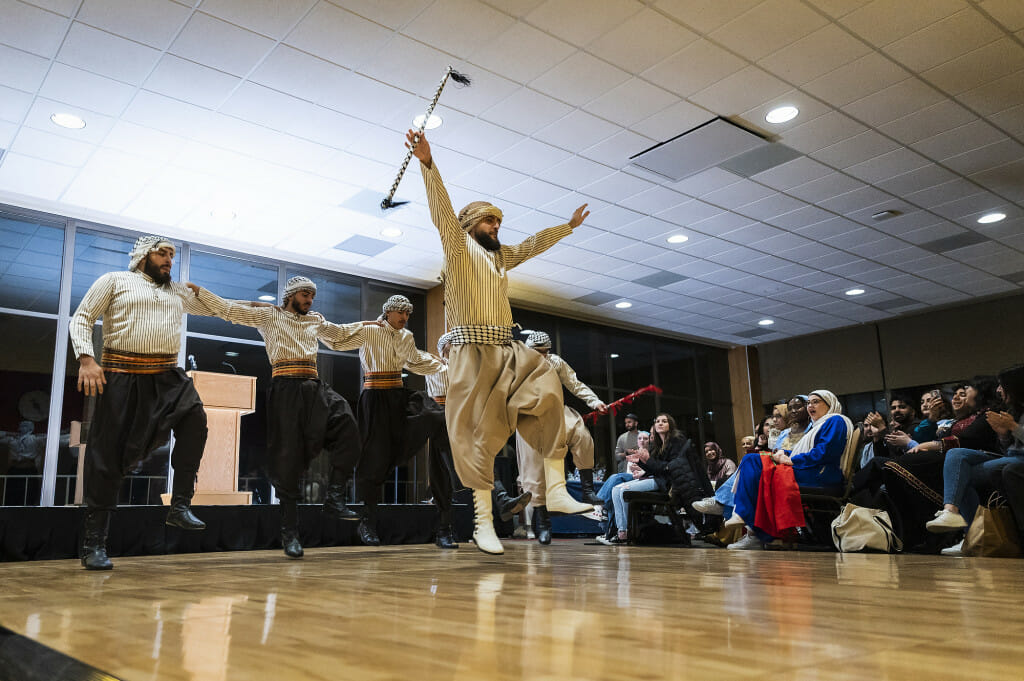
[286,299,309,315]
[474,231,501,252]
[143,259,171,285]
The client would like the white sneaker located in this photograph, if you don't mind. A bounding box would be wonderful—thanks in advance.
[941,539,965,556]
[724,512,746,527]
[692,497,725,515]
[727,532,763,550]
[596,535,615,546]
[926,509,967,533]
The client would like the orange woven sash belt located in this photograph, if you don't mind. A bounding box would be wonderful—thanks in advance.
[102,350,178,374]
[433,396,446,406]
[363,371,402,389]
[272,358,318,379]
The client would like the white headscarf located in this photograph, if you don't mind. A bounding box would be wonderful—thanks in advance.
[128,235,174,271]
[790,389,854,461]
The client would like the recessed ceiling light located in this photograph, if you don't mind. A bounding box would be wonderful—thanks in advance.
[758,318,774,326]
[765,106,798,124]
[412,114,443,130]
[666,234,689,244]
[209,207,236,222]
[258,295,276,302]
[614,301,632,309]
[50,112,86,129]
[380,227,403,238]
[977,212,1006,224]
[845,288,865,296]
[224,351,239,357]
[609,353,620,359]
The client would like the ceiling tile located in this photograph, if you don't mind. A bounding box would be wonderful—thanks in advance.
[844,147,931,184]
[956,70,1024,116]
[144,54,241,110]
[588,8,698,74]
[466,21,575,84]
[39,62,136,117]
[758,23,872,85]
[286,2,393,71]
[535,155,616,188]
[845,78,947,127]
[630,99,714,142]
[803,52,908,107]
[710,0,829,61]
[578,129,655,168]
[0,43,51,93]
[811,130,902,169]
[77,0,191,48]
[333,0,434,28]
[403,0,516,58]
[783,111,868,154]
[885,8,1003,73]
[534,109,619,152]
[10,125,94,166]
[480,87,574,135]
[169,12,276,77]
[526,0,641,47]
[0,151,78,200]
[0,0,69,57]
[490,138,572,176]
[641,39,747,98]
[788,172,866,203]
[689,65,791,115]
[529,50,631,107]
[58,21,163,84]
[839,0,967,47]
[922,37,1024,94]
[584,78,679,127]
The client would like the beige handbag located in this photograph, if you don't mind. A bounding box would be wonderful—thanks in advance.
[963,492,1022,558]
[831,503,903,553]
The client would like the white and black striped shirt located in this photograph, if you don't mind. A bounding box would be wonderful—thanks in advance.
[424,365,448,399]
[193,287,363,363]
[330,322,444,376]
[420,161,572,329]
[69,270,208,359]
[547,353,603,410]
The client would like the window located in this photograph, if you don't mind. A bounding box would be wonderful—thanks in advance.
[188,251,278,342]
[0,215,64,315]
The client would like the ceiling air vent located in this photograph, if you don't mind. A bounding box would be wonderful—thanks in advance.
[630,117,770,182]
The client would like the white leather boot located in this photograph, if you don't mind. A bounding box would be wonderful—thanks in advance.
[472,489,504,555]
[543,458,594,515]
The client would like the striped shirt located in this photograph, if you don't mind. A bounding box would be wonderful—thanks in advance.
[193,287,362,364]
[69,270,209,359]
[420,161,572,330]
[330,322,444,377]
[424,365,448,401]
[547,353,603,410]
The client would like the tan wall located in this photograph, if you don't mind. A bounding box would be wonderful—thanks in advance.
[728,345,761,456]
[425,283,445,357]
[757,293,1024,400]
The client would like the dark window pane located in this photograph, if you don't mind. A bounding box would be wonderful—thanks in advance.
[0,314,57,506]
[554,321,609,388]
[188,251,278,342]
[0,215,64,314]
[607,332,655,392]
[285,269,361,329]
[656,341,696,397]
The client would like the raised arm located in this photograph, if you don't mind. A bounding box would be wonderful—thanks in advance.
[502,204,589,270]
[552,356,606,411]
[408,130,466,259]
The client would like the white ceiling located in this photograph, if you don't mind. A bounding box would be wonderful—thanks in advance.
[0,0,1022,346]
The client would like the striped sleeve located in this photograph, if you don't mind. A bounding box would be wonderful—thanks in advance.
[552,355,603,409]
[395,332,444,375]
[420,161,467,259]
[317,319,366,349]
[194,287,274,328]
[69,273,115,359]
[501,223,573,270]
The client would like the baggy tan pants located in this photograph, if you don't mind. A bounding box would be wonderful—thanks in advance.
[446,342,566,490]
[516,406,594,505]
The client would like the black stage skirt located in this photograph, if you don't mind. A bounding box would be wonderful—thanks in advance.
[86,369,207,509]
[266,377,360,498]
[356,388,446,486]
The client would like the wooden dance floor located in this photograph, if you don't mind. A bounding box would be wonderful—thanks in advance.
[2,539,1023,681]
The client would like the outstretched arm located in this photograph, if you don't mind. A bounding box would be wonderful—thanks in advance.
[188,284,274,328]
[501,204,589,270]
[409,130,466,259]
[553,356,607,412]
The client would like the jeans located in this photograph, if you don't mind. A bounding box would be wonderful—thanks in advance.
[943,448,1024,524]
[597,472,635,505]
[612,477,660,532]
[714,471,737,520]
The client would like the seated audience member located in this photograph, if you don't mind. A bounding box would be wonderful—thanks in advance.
[741,435,757,455]
[774,396,810,452]
[607,414,693,544]
[849,412,891,508]
[769,403,788,449]
[726,390,856,550]
[754,418,772,452]
[886,389,953,452]
[595,431,650,522]
[857,411,889,470]
[924,365,1024,556]
[881,377,1003,550]
[883,393,921,457]
[994,458,1024,547]
[704,442,736,488]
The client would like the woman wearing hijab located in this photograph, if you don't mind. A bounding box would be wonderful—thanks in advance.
[703,442,736,488]
[727,389,856,550]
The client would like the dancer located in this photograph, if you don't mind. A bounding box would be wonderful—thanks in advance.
[70,236,211,570]
[429,333,533,534]
[408,129,593,554]
[188,276,374,558]
[516,331,607,545]
[333,295,449,547]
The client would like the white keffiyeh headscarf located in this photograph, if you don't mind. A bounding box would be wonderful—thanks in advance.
[128,235,175,271]
[283,276,316,300]
[790,389,855,463]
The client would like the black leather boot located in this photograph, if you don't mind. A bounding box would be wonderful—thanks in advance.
[533,505,552,546]
[358,495,381,546]
[578,469,602,505]
[435,508,458,550]
[80,509,113,570]
[323,483,360,520]
[492,481,532,522]
[165,472,206,530]
[280,498,303,558]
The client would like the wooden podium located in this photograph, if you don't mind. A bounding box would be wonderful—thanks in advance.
[161,371,256,506]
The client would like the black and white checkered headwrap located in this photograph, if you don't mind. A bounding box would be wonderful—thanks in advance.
[525,331,551,350]
[128,235,175,271]
[284,276,316,300]
[437,331,455,355]
[382,294,413,315]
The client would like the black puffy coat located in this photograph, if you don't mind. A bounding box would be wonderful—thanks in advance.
[640,434,717,534]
